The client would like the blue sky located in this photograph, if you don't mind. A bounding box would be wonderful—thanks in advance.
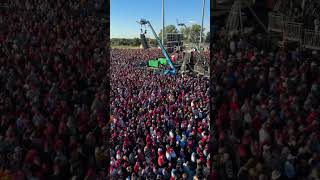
[110,0,210,38]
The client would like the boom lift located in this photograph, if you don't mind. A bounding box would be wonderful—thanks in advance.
[138,19,177,75]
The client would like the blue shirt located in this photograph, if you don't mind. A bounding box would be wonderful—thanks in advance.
[284,161,296,178]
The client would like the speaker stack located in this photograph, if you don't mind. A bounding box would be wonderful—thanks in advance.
[140,34,149,49]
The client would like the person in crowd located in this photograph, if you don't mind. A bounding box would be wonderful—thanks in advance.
[1,0,108,179]
[212,32,320,180]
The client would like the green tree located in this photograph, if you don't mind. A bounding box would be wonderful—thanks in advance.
[179,24,204,44]
[180,27,191,42]
[133,38,141,46]
[189,24,202,44]
[148,38,157,46]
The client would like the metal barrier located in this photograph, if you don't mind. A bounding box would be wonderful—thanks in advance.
[303,29,320,50]
[283,15,295,22]
[194,66,205,75]
[268,13,284,32]
[283,22,302,42]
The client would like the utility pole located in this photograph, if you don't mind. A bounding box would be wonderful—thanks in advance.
[162,0,165,45]
[199,0,205,51]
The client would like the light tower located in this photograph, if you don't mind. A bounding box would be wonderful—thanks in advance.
[162,0,165,44]
[199,0,206,51]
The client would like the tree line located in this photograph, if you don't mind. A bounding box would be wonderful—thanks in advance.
[111,38,157,47]
[111,24,210,47]
[159,24,210,44]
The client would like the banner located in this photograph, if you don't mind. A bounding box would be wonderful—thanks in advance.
[158,58,167,65]
[148,60,159,67]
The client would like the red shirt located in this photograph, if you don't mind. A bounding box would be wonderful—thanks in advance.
[251,116,261,132]
[134,163,139,173]
[307,111,318,125]
[158,155,165,166]
[230,101,239,111]
[247,50,254,61]
[210,170,218,180]
[146,135,151,143]
[238,144,247,157]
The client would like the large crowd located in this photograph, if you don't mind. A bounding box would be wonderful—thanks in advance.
[1,0,107,179]
[110,49,211,179]
[2,0,320,179]
[211,35,320,180]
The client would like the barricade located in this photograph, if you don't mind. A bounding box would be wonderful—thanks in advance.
[268,13,284,33]
[303,29,320,50]
[283,22,302,42]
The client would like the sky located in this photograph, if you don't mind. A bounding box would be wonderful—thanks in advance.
[110,0,210,39]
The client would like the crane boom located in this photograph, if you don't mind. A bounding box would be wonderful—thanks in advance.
[138,19,176,75]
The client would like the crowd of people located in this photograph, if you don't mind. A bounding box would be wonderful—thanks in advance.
[211,35,320,180]
[1,0,107,179]
[3,0,320,180]
[110,49,211,179]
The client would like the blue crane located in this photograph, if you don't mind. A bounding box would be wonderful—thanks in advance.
[138,19,176,75]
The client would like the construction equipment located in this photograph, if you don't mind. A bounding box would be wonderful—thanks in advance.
[137,19,176,75]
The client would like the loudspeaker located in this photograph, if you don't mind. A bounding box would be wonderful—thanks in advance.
[140,34,149,49]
